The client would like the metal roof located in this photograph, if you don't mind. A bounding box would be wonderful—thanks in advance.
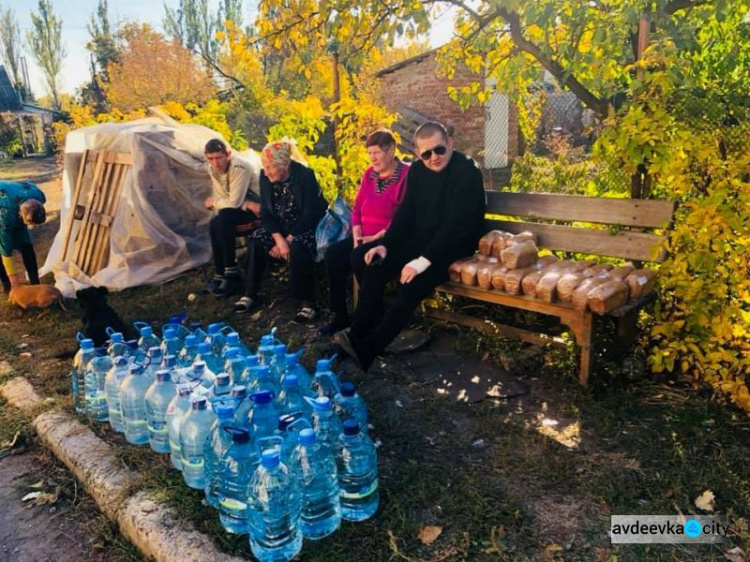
[0,65,22,111]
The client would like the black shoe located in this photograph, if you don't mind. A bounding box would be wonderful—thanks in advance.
[318,315,350,336]
[234,295,261,314]
[201,276,223,295]
[212,275,242,297]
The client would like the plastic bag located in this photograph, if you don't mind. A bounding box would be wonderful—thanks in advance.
[315,195,352,262]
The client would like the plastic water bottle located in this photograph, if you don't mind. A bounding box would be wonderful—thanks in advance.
[179,360,215,395]
[145,369,176,453]
[204,403,236,509]
[269,345,288,383]
[72,338,95,414]
[218,427,258,534]
[232,385,252,430]
[286,352,314,396]
[137,325,161,353]
[205,323,226,356]
[196,342,224,376]
[249,366,281,400]
[85,349,111,422]
[291,428,341,539]
[274,413,309,466]
[120,364,151,445]
[257,334,276,365]
[334,381,368,429]
[105,356,129,433]
[178,334,199,368]
[224,349,246,384]
[222,332,252,358]
[247,450,302,562]
[278,375,312,420]
[106,332,129,359]
[143,346,163,383]
[190,322,208,342]
[166,384,193,470]
[160,326,182,358]
[249,391,280,441]
[310,396,343,455]
[238,355,260,387]
[311,358,341,399]
[336,419,379,521]
[179,396,216,489]
[207,373,233,407]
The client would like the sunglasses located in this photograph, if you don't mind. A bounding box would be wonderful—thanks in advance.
[418,145,447,160]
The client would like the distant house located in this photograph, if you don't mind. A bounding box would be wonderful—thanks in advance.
[376,50,521,175]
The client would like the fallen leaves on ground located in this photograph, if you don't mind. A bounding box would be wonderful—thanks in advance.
[418,525,443,545]
[695,489,716,512]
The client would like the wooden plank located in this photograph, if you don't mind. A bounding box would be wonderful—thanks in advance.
[79,156,115,275]
[87,159,121,274]
[486,191,675,229]
[72,151,106,268]
[425,307,567,348]
[437,282,579,317]
[60,150,89,261]
[92,161,129,273]
[486,219,668,262]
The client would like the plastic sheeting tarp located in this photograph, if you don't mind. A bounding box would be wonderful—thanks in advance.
[41,118,261,297]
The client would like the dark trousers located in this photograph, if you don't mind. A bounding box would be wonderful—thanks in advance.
[244,237,317,303]
[209,207,257,276]
[0,243,39,291]
[324,236,377,319]
[350,241,449,369]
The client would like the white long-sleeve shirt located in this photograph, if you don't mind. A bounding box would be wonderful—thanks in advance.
[207,157,260,211]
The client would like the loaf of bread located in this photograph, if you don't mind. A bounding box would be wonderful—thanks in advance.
[537,255,559,268]
[501,240,539,269]
[478,231,509,256]
[572,274,611,311]
[625,269,657,300]
[587,280,629,314]
[449,257,474,283]
[509,231,538,245]
[460,259,481,286]
[521,268,548,297]
[490,232,515,257]
[582,263,614,277]
[567,260,597,273]
[503,266,537,295]
[536,270,565,303]
[477,258,502,289]
[557,272,587,303]
[490,265,509,291]
[610,264,636,280]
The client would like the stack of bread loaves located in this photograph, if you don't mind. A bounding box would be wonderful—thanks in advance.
[449,230,657,314]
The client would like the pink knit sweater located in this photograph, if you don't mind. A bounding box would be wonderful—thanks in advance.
[351,161,409,236]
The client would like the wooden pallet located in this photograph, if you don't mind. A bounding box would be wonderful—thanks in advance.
[60,149,133,276]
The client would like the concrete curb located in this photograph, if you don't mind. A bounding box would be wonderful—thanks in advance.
[1,377,246,562]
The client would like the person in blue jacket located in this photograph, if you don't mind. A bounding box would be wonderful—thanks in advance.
[0,180,47,292]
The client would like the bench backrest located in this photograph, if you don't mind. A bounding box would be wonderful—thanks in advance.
[485,192,676,263]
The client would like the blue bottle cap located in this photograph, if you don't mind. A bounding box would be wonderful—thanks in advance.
[164,327,177,339]
[177,384,192,395]
[226,332,240,344]
[282,374,298,388]
[232,385,247,399]
[140,326,153,337]
[114,356,128,367]
[94,347,107,357]
[341,381,356,397]
[343,419,360,435]
[298,428,316,445]
[184,334,197,347]
[164,355,176,367]
[193,361,206,373]
[225,348,240,359]
[215,403,235,418]
[253,390,273,404]
[147,346,161,357]
[226,427,251,444]
[155,369,171,382]
[207,323,222,335]
[216,373,231,386]
[312,396,331,411]
[129,364,144,375]
[191,396,207,409]
[255,366,271,379]
[286,353,299,365]
[316,359,331,371]
[197,342,211,354]
[260,449,280,468]
[109,332,123,343]
[81,339,95,350]
[245,355,259,367]
[274,344,287,355]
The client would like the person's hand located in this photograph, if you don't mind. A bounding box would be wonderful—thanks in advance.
[400,265,418,284]
[353,236,363,248]
[271,238,290,261]
[8,274,20,289]
[243,201,260,215]
[365,245,386,265]
[204,197,214,210]
[285,234,294,243]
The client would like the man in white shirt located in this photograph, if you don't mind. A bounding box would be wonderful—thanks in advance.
[203,139,261,296]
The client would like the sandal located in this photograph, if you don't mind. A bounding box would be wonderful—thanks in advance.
[294,306,318,324]
[234,296,260,314]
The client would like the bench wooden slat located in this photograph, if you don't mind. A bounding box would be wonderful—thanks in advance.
[487,219,668,262]
[486,192,675,229]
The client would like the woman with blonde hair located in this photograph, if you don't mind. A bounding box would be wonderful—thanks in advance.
[234,140,327,322]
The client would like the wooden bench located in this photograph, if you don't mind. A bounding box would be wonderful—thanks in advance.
[426,191,676,386]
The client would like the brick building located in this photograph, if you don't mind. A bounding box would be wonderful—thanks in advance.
[376,50,520,177]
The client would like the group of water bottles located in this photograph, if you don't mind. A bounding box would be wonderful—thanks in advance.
[70,317,378,562]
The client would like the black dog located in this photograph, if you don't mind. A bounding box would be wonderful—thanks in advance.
[76,286,128,347]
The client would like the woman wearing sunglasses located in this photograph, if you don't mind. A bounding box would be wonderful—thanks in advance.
[335,121,486,371]
[319,129,409,336]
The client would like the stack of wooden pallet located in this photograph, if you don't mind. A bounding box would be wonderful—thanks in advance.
[60,149,133,276]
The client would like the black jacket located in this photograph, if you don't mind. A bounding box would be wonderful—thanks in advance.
[382,151,486,266]
[259,160,327,236]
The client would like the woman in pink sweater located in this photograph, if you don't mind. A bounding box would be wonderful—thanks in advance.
[320,129,409,335]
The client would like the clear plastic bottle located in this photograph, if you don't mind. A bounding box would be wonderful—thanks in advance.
[177,334,199,368]
[311,357,341,399]
[256,334,276,366]
[160,326,182,359]
[223,349,246,384]
[291,428,341,540]
[190,322,208,343]
[204,403,236,509]
[179,396,216,489]
[136,325,161,354]
[238,355,260,387]
[106,332,129,360]
[336,419,379,521]
[207,372,233,408]
[105,356,129,433]
[120,364,151,445]
[231,385,252,430]
[274,413,309,467]
[285,352,314,397]
[84,349,111,422]
[333,381,368,429]
[269,344,288,383]
[143,346,163,384]
[222,332,252,358]
[145,369,176,453]
[247,450,302,562]
[249,390,280,441]
[196,342,224,377]
[72,338,96,415]
[205,323,226,356]
[310,396,343,455]
[179,360,215,396]
[166,383,193,470]
[218,427,258,534]
[278,374,313,420]
[249,366,281,400]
